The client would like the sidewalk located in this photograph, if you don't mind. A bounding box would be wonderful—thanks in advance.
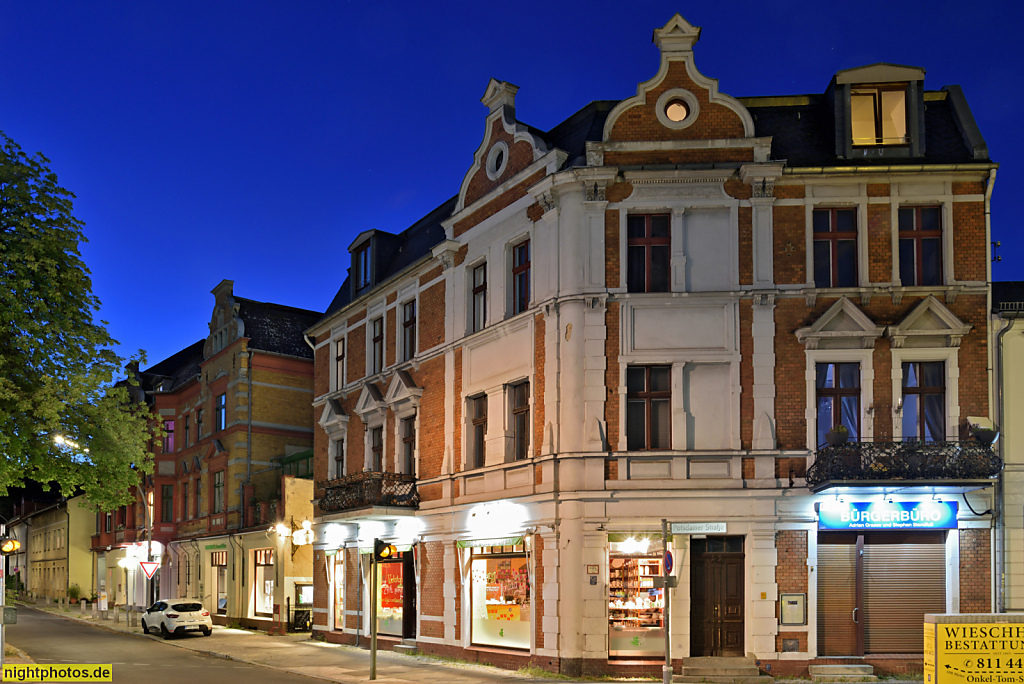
[16,602,564,684]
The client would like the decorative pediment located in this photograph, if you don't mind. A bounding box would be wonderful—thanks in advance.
[204,440,226,461]
[887,296,970,348]
[180,459,190,475]
[384,370,423,418]
[204,280,244,359]
[318,398,349,438]
[353,383,386,422]
[795,298,885,350]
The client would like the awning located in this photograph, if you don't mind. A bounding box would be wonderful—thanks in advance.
[456,536,524,549]
[357,544,413,555]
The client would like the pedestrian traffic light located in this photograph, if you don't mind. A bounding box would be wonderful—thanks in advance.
[373,539,397,561]
[0,537,21,555]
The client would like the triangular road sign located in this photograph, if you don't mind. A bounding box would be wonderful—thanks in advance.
[139,561,159,580]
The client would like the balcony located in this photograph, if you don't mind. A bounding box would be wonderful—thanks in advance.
[318,471,419,514]
[806,440,1002,492]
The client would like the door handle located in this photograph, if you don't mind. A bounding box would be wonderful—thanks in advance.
[852,607,859,624]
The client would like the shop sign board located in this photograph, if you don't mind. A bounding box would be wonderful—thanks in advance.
[818,501,958,531]
[924,615,1024,684]
[670,522,726,534]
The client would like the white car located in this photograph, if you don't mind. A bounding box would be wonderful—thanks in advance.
[141,599,213,638]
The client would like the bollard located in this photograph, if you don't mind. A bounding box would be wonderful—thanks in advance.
[80,600,86,616]
[92,602,98,618]
[114,606,120,623]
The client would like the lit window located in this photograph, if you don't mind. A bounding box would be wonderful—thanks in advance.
[627,214,670,293]
[512,241,530,315]
[626,366,671,450]
[815,363,860,447]
[813,209,858,288]
[471,263,487,333]
[902,361,945,442]
[163,420,175,453]
[402,301,416,362]
[899,207,942,286]
[851,86,908,146]
[215,394,226,431]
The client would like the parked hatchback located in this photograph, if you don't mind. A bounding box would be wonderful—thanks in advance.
[141,599,213,638]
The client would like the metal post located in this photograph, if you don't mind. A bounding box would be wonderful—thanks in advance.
[370,543,378,680]
[662,519,672,684]
[1,523,7,668]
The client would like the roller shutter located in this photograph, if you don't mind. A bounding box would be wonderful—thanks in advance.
[817,533,858,656]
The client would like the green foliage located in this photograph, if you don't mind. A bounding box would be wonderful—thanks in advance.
[0,130,159,509]
[67,583,81,601]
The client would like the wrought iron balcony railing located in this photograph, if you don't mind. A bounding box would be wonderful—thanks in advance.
[318,471,419,513]
[806,440,1002,488]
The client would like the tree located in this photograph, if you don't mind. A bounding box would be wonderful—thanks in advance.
[0,130,158,510]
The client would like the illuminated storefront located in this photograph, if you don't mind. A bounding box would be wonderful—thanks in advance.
[467,540,531,650]
[375,552,405,636]
[608,535,665,658]
[254,548,274,617]
[332,552,344,630]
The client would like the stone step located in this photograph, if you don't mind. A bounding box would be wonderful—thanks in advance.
[810,677,877,683]
[394,644,418,656]
[681,657,759,668]
[400,638,418,647]
[681,667,762,677]
[810,665,875,675]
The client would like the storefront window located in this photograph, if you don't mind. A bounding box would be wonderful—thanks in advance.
[470,542,531,649]
[254,548,274,617]
[609,535,665,658]
[375,555,403,636]
[212,551,227,615]
[333,554,344,630]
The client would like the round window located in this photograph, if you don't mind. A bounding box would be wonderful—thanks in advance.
[665,100,689,122]
[485,141,509,181]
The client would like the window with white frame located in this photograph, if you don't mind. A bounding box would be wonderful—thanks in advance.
[471,262,487,333]
[370,316,384,375]
[511,240,530,315]
[370,426,383,472]
[468,394,487,469]
[901,361,945,442]
[815,362,860,447]
[626,366,671,450]
[335,337,345,389]
[400,415,416,474]
[813,208,858,288]
[627,214,671,293]
[898,206,942,286]
[401,300,416,362]
[330,438,345,479]
[509,381,530,461]
[850,85,908,146]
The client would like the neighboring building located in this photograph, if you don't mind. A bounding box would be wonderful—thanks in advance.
[11,495,94,602]
[992,282,1024,613]
[307,15,998,677]
[90,280,319,631]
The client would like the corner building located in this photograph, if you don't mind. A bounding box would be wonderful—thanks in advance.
[308,16,999,677]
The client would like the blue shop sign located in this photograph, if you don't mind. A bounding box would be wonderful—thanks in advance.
[818,500,958,531]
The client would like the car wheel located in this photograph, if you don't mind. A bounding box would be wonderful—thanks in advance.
[161,623,172,639]
[141,619,148,634]
[202,628,211,637]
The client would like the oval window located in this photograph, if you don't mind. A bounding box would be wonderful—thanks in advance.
[665,100,689,122]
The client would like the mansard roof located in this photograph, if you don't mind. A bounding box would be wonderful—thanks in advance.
[235,297,321,359]
[137,339,205,395]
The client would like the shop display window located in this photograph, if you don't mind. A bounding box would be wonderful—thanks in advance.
[212,551,227,615]
[254,548,274,617]
[608,536,665,658]
[375,555,403,636]
[470,542,531,649]
[333,554,344,630]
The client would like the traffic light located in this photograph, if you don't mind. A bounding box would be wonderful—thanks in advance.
[0,537,21,555]
[373,539,397,561]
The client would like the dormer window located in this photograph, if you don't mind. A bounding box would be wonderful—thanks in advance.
[354,243,372,292]
[850,84,908,146]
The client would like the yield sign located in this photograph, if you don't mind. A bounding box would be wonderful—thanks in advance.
[139,561,159,580]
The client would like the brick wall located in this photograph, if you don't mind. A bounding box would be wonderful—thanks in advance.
[959,528,991,613]
[950,294,989,423]
[462,119,537,209]
[412,356,446,479]
[604,148,753,165]
[775,530,808,651]
[314,344,330,397]
[605,210,620,288]
[774,297,809,449]
[534,535,545,649]
[385,306,396,368]
[868,204,892,283]
[774,205,806,285]
[348,325,366,383]
[346,548,360,630]
[454,347,463,473]
[453,169,545,238]
[607,61,746,141]
[953,202,987,282]
[420,541,444,619]
[604,302,620,450]
[738,206,753,286]
[419,281,446,352]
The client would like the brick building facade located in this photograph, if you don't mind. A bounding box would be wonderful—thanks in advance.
[308,16,999,677]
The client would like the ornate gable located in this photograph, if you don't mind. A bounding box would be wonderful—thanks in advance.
[453,79,551,214]
[887,296,970,348]
[205,279,244,359]
[601,14,755,145]
[353,383,386,422]
[318,398,349,438]
[384,369,423,418]
[795,298,885,350]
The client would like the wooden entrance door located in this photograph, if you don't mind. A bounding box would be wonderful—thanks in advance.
[402,552,417,638]
[690,537,745,657]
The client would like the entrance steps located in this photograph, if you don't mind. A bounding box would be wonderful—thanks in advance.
[393,638,418,656]
[675,656,773,684]
[809,664,877,682]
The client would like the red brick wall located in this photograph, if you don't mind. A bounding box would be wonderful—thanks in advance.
[739,300,753,450]
[605,209,620,288]
[959,528,991,613]
[420,541,445,619]
[774,297,809,449]
[953,202,987,282]
[738,207,753,286]
[868,204,892,284]
[385,306,396,369]
[742,457,755,480]
[604,302,620,450]
[867,183,890,197]
[607,61,746,141]
[953,181,986,195]
[419,281,446,351]
[463,119,537,209]
[348,325,366,383]
[950,294,990,426]
[346,548,360,630]
[606,181,633,203]
[313,549,328,627]
[775,185,805,200]
[413,356,446,480]
[774,206,806,285]
[314,344,330,397]
[775,530,808,651]
[453,169,545,238]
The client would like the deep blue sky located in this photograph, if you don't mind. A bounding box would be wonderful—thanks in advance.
[1,1,1020,367]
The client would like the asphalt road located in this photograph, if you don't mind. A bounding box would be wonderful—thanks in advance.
[5,607,314,684]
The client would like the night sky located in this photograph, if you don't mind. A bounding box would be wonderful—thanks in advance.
[1,1,1020,368]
